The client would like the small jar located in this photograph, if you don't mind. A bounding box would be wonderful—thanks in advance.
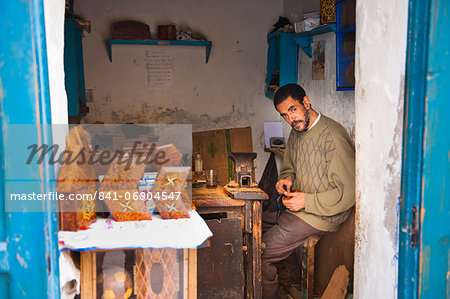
[206,169,218,188]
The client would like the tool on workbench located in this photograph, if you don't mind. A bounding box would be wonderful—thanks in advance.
[224,152,269,200]
[228,152,257,187]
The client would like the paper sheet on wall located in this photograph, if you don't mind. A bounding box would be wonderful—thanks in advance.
[264,122,284,148]
[146,49,173,89]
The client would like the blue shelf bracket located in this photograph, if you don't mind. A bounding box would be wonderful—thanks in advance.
[292,24,336,58]
[294,36,313,58]
[205,43,212,64]
[108,39,113,62]
[108,39,213,63]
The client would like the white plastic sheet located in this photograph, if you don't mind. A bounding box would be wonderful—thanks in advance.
[59,210,212,251]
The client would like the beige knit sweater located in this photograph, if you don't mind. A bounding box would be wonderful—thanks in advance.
[279,115,355,231]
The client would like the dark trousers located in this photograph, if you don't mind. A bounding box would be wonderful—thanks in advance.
[261,210,324,299]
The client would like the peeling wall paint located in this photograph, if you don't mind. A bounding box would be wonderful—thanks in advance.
[75,0,284,180]
[354,0,408,298]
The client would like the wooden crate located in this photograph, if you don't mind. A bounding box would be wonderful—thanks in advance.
[81,249,197,299]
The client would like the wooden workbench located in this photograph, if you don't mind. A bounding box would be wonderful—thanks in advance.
[193,185,267,299]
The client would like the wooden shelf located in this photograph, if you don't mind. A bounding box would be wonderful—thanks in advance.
[107,39,212,63]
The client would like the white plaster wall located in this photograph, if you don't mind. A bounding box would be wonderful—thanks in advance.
[74,0,283,180]
[44,0,68,180]
[44,0,68,125]
[354,0,408,298]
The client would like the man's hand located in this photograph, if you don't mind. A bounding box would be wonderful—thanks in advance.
[276,177,293,195]
[282,191,305,211]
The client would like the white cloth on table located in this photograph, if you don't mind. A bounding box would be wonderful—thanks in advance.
[58,210,212,251]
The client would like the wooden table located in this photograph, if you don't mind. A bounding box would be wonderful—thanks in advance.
[193,185,267,299]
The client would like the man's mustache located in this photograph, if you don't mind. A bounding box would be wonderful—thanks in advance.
[291,120,303,127]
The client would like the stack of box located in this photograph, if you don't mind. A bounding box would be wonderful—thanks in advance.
[295,12,321,33]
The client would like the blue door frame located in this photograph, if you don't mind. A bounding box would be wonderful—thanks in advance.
[0,0,60,297]
[399,0,450,297]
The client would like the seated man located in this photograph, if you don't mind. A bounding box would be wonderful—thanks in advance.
[262,84,355,298]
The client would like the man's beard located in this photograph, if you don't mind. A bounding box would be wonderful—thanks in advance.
[291,110,310,132]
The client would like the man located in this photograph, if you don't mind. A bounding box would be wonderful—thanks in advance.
[262,84,355,298]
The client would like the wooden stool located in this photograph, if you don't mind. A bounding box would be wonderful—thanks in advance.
[299,235,321,299]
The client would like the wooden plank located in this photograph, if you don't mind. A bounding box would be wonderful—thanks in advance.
[315,208,355,295]
[197,218,244,298]
[195,207,243,218]
[80,251,96,299]
[300,244,308,297]
[300,236,321,299]
[193,129,229,185]
[183,249,188,298]
[229,127,253,152]
[243,200,263,299]
[244,201,252,234]
[188,249,197,299]
[306,238,317,299]
[251,200,262,299]
[192,186,245,208]
[321,265,349,299]
[223,184,268,201]
[289,284,302,299]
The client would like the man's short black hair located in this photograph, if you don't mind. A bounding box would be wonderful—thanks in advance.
[273,84,306,108]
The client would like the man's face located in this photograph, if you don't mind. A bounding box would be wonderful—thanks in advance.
[276,96,310,132]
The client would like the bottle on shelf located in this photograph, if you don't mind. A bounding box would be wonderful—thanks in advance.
[194,149,203,174]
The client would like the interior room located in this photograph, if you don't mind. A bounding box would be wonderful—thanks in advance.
[1,0,449,298]
[60,0,358,296]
